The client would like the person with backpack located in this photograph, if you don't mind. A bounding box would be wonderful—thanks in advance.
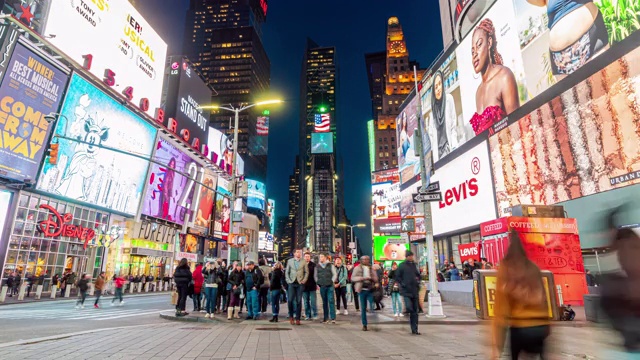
[74,274,90,309]
[388,262,404,317]
[173,258,193,317]
[244,261,264,320]
[334,257,348,315]
[111,274,126,306]
[258,258,272,314]
[316,253,337,324]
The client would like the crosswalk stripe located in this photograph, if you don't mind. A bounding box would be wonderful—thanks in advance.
[93,310,166,320]
[0,307,167,320]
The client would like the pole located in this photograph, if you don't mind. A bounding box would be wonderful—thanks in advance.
[228,109,240,266]
[413,66,445,318]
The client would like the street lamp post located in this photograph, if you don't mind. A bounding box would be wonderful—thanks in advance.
[338,223,365,259]
[200,100,282,265]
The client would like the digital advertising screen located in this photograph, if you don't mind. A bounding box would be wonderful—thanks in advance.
[163,57,210,150]
[141,136,201,225]
[213,193,231,240]
[192,168,217,233]
[258,231,274,252]
[36,73,157,215]
[490,44,640,217]
[43,0,168,113]
[208,126,245,176]
[249,115,269,155]
[0,41,69,183]
[396,96,421,184]
[267,199,275,231]
[372,181,401,221]
[311,132,334,154]
[373,236,410,262]
[247,179,266,210]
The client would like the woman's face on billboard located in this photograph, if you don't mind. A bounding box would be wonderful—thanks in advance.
[471,28,490,74]
[434,74,443,101]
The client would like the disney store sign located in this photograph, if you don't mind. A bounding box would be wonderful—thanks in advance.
[37,204,96,249]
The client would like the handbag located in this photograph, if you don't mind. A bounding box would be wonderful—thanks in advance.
[171,291,178,305]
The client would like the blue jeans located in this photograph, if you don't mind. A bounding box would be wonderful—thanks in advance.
[359,290,374,326]
[319,286,336,321]
[303,290,317,318]
[271,289,280,316]
[391,292,403,314]
[204,287,218,314]
[246,289,259,317]
[287,283,303,320]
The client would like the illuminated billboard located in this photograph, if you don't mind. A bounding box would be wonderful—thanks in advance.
[0,41,69,183]
[372,168,401,235]
[373,236,410,262]
[267,199,275,231]
[213,194,230,240]
[249,115,269,155]
[36,73,157,215]
[396,96,420,184]
[141,136,203,226]
[162,57,210,152]
[208,127,245,176]
[490,44,640,217]
[192,168,216,234]
[311,132,334,154]
[367,120,375,172]
[258,231,274,252]
[43,1,168,113]
[247,179,266,210]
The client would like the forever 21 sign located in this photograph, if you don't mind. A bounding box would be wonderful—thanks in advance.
[133,218,179,244]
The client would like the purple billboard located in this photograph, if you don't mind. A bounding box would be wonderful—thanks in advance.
[141,137,199,225]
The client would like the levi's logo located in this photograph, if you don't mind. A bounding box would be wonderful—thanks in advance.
[439,178,478,209]
[460,247,478,257]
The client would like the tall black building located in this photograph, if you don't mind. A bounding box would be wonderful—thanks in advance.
[183,0,271,182]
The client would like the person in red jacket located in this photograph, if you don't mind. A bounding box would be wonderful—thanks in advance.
[111,274,126,306]
[192,263,204,312]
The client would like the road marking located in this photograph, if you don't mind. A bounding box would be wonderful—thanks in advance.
[93,310,166,320]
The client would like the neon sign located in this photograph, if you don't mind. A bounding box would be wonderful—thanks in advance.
[36,204,96,249]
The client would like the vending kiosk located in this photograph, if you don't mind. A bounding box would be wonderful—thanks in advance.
[479,214,587,306]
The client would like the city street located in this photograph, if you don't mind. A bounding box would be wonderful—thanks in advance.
[0,314,626,359]
[0,293,171,344]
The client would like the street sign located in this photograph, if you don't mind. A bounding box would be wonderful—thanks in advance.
[412,192,442,203]
[417,181,440,194]
[400,232,409,244]
[401,218,415,233]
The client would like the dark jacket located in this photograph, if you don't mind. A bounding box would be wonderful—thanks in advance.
[303,261,317,292]
[244,267,264,291]
[202,266,221,286]
[173,265,193,287]
[228,270,244,288]
[269,268,284,290]
[395,260,420,298]
[76,278,89,292]
[388,269,399,292]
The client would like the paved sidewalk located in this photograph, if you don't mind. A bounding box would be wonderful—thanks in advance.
[0,320,623,359]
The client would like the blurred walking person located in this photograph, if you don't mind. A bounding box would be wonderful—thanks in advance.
[258,258,272,314]
[94,272,105,309]
[334,257,348,315]
[302,252,318,320]
[286,249,308,325]
[388,262,404,317]
[601,207,640,356]
[111,274,125,306]
[396,251,421,335]
[74,274,89,309]
[202,261,219,318]
[173,258,193,317]
[492,232,550,359]
[269,262,284,322]
[351,256,378,331]
[227,262,244,320]
[316,253,337,324]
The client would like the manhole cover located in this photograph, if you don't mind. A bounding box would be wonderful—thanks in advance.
[180,327,210,330]
[255,327,292,331]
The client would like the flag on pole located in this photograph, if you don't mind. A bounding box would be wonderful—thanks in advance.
[314,113,330,132]
[257,116,269,135]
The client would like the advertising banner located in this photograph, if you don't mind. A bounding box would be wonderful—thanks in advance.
[373,218,401,234]
[458,242,481,263]
[43,1,168,113]
[141,137,200,225]
[371,168,400,184]
[311,132,333,154]
[258,231,274,252]
[267,199,275,231]
[162,57,210,152]
[372,181,400,221]
[249,115,269,155]
[396,95,421,184]
[208,126,244,176]
[429,140,497,236]
[213,194,230,240]
[36,73,157,215]
[0,41,68,182]
[192,168,216,234]
[373,235,410,262]
[490,45,640,216]
[247,179,266,210]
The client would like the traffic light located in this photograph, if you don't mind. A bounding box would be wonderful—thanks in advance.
[47,143,59,165]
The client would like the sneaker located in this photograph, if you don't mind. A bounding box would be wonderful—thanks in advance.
[399,313,405,317]
[75,305,79,309]
[343,310,348,315]
[394,313,399,317]
[312,316,319,321]
[331,320,336,324]
[204,313,210,319]
[81,305,85,309]
[322,320,328,324]
[94,304,99,309]
[210,313,214,318]
[303,316,310,321]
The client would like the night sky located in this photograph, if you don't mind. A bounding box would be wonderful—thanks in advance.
[136,0,443,254]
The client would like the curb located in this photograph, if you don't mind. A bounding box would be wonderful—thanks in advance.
[0,323,158,348]
[159,313,222,324]
[0,292,171,307]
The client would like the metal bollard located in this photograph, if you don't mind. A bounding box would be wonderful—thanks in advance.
[64,285,71,298]
[17,283,27,300]
[50,285,57,299]
[35,285,44,299]
[0,285,7,302]
[144,282,149,292]
[88,283,95,296]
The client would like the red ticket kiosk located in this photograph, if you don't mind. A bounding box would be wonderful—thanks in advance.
[479,216,587,306]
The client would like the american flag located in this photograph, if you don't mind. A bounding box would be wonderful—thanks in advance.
[257,116,269,136]
[314,113,330,132]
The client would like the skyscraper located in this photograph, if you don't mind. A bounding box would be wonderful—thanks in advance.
[296,39,342,254]
[183,0,271,181]
[365,17,422,172]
